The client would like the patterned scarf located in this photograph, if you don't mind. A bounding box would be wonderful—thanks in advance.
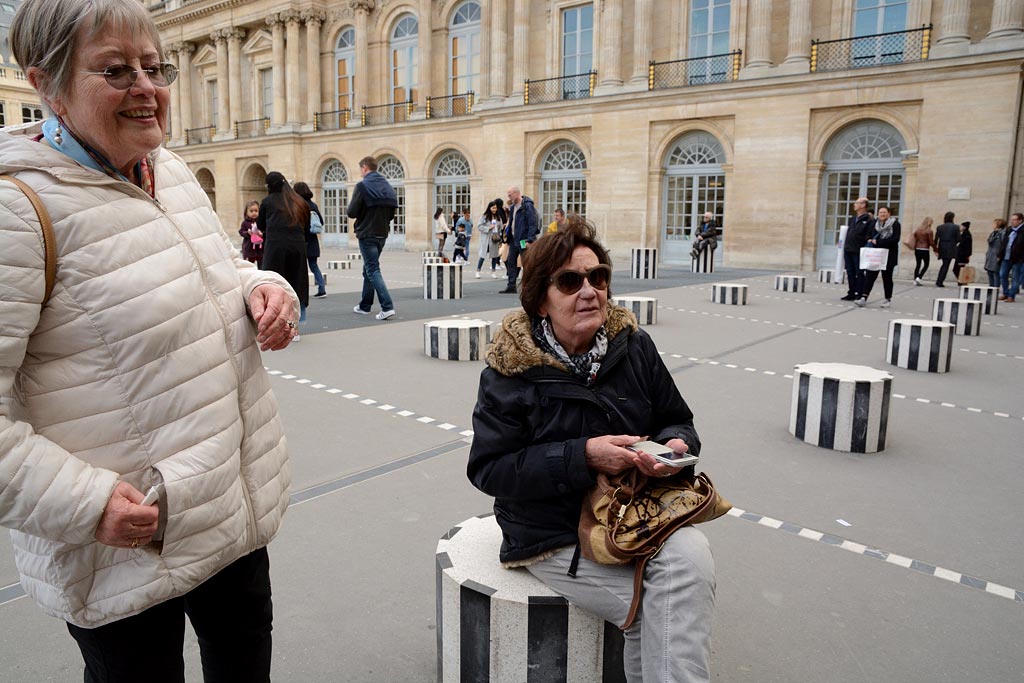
[531,316,608,386]
[41,116,156,198]
[876,216,896,241]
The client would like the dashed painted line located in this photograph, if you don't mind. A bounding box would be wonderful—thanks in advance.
[265,369,475,439]
[728,507,1024,604]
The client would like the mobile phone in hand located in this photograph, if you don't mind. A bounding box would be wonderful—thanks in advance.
[626,440,699,468]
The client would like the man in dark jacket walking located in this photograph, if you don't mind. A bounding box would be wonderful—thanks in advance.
[348,156,399,320]
[998,212,1024,302]
[500,185,539,293]
[934,211,960,287]
[842,197,873,301]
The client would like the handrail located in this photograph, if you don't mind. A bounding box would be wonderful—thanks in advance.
[426,92,475,119]
[314,109,351,131]
[361,100,413,126]
[811,25,931,72]
[648,51,742,90]
[524,71,596,105]
[233,117,270,139]
[184,125,216,145]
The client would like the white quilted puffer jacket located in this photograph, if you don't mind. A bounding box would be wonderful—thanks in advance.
[0,122,294,628]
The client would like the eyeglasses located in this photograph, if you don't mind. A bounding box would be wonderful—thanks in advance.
[549,264,611,295]
[81,63,178,90]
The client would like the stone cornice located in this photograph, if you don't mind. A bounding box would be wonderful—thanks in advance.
[301,9,327,25]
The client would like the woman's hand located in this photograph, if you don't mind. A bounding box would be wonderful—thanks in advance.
[584,434,642,474]
[250,284,297,351]
[94,482,158,549]
[631,438,691,478]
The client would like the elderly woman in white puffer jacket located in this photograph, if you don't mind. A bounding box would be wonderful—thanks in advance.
[0,0,297,680]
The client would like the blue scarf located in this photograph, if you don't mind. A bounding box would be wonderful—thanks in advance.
[41,117,153,196]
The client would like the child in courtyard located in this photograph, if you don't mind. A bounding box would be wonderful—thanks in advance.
[239,200,263,267]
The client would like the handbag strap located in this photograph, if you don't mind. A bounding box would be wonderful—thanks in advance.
[1,174,56,304]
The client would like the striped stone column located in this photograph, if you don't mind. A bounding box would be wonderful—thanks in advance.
[630,248,658,279]
[423,256,445,264]
[712,283,748,305]
[436,515,626,682]
[612,296,657,325]
[789,363,893,453]
[347,253,363,260]
[424,320,492,361]
[326,260,352,270]
[932,298,982,336]
[886,319,955,373]
[818,268,844,284]
[775,275,806,293]
[691,248,714,273]
[959,285,999,315]
[424,263,464,299]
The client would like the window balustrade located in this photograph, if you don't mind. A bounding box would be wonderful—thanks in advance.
[524,71,596,105]
[648,51,742,90]
[811,25,931,72]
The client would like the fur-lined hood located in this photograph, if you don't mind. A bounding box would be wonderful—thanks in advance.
[486,304,639,377]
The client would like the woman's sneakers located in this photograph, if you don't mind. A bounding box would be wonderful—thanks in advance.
[854,297,867,307]
[475,270,481,279]
[914,278,923,286]
[376,309,396,321]
[491,270,498,278]
[880,299,891,308]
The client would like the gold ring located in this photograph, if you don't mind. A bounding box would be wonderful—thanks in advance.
[286,320,298,330]
[131,538,140,548]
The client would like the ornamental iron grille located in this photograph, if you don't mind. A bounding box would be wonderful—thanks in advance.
[362,101,412,125]
[427,92,474,118]
[648,51,741,90]
[314,109,350,131]
[525,71,595,104]
[185,125,216,145]
[234,117,269,139]
[321,161,349,235]
[811,25,930,72]
[540,142,588,220]
[378,156,406,235]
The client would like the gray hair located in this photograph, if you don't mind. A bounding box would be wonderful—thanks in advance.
[10,0,165,104]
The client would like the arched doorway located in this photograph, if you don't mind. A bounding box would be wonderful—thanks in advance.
[817,120,905,268]
[241,163,267,208]
[378,155,406,249]
[661,132,726,263]
[321,160,349,248]
[195,167,216,213]
[539,142,587,224]
[433,150,472,216]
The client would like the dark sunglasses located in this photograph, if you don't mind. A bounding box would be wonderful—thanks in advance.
[549,264,611,295]
[81,63,178,90]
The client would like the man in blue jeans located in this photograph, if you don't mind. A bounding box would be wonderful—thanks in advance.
[348,156,398,320]
[500,185,539,293]
[998,212,1024,303]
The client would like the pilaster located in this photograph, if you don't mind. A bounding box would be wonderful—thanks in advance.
[227,28,245,133]
[489,0,508,100]
[211,30,231,138]
[511,0,528,98]
[351,0,373,120]
[629,0,652,86]
[303,10,326,126]
[284,11,302,125]
[598,0,623,88]
[267,14,287,128]
[742,0,773,74]
[986,0,1024,40]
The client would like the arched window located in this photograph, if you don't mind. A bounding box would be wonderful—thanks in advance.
[321,161,349,236]
[434,150,472,216]
[335,28,355,112]
[391,15,418,104]
[540,142,587,220]
[240,163,267,208]
[195,167,216,212]
[378,155,406,235]
[661,132,726,262]
[449,1,481,94]
[818,120,905,268]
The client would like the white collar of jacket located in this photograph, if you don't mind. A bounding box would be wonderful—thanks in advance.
[486,304,638,377]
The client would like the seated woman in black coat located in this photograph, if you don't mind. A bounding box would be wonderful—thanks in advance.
[468,217,716,683]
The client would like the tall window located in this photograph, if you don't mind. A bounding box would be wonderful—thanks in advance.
[852,0,908,65]
[259,69,273,120]
[321,161,349,235]
[662,132,727,262]
[391,15,418,104]
[0,102,6,127]
[449,2,481,94]
[562,5,593,76]
[540,142,587,220]
[335,28,355,111]
[689,0,730,58]
[207,80,218,128]
[818,120,905,268]
[434,151,472,216]
[21,105,43,123]
[378,156,406,235]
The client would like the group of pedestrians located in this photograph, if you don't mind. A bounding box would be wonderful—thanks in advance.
[987,213,1024,302]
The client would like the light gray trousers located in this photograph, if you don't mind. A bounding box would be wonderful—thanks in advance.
[526,527,715,683]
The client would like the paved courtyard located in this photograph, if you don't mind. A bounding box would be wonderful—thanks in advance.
[1,246,1021,682]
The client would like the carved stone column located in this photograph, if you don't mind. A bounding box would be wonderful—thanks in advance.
[599,0,623,86]
[167,44,183,141]
[417,0,432,110]
[176,42,194,135]
[227,28,245,129]
[285,11,302,124]
[784,0,812,65]
[303,10,325,122]
[630,0,652,85]
[351,0,373,116]
[477,0,491,101]
[510,0,528,97]
[212,31,230,133]
[489,0,508,98]
[987,0,1024,40]
[937,0,970,45]
[744,0,773,68]
[267,14,287,126]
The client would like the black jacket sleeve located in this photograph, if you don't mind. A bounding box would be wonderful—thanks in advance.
[346,183,364,220]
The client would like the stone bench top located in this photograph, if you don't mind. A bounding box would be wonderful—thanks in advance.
[613,295,657,302]
[425,319,490,329]
[934,297,979,305]
[889,318,954,329]
[437,515,561,602]
[794,362,892,382]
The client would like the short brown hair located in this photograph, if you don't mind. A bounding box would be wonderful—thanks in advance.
[994,218,1008,230]
[359,156,378,171]
[518,215,612,317]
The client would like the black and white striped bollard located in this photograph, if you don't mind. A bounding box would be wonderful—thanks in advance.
[789,362,893,453]
[818,269,844,284]
[711,283,747,305]
[424,319,491,361]
[691,247,714,273]
[436,515,626,683]
[612,296,657,325]
[424,262,463,299]
[886,319,955,373]
[423,256,445,264]
[775,275,806,293]
[932,298,982,336]
[959,285,999,315]
[325,260,351,270]
[347,252,362,261]
[630,248,658,279]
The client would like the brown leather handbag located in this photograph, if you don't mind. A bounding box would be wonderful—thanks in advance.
[578,469,731,629]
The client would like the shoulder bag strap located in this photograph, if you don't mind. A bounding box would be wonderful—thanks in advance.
[0,174,56,304]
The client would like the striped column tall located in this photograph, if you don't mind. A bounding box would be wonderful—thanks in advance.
[959,284,999,315]
[611,296,657,325]
[424,263,464,299]
[436,515,626,683]
[932,298,983,336]
[326,260,352,270]
[818,269,844,284]
[712,283,748,305]
[691,247,714,273]
[630,248,658,279]
[789,362,893,453]
[775,275,806,292]
[424,320,492,361]
[886,319,955,373]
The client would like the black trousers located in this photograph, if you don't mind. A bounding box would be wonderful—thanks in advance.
[843,251,864,297]
[862,264,895,300]
[936,257,954,285]
[505,244,522,288]
[914,249,930,279]
[67,548,273,683]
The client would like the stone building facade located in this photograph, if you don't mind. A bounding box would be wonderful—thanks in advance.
[0,1,44,130]
[149,0,1024,269]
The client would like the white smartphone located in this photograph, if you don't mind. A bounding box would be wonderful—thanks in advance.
[626,440,699,468]
[140,486,160,506]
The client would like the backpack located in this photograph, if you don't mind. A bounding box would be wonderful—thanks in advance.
[309,211,324,234]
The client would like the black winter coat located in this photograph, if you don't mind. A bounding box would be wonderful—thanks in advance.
[258,191,309,308]
[955,228,972,263]
[347,171,397,240]
[935,222,960,260]
[999,226,1024,265]
[844,213,874,252]
[468,307,701,564]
